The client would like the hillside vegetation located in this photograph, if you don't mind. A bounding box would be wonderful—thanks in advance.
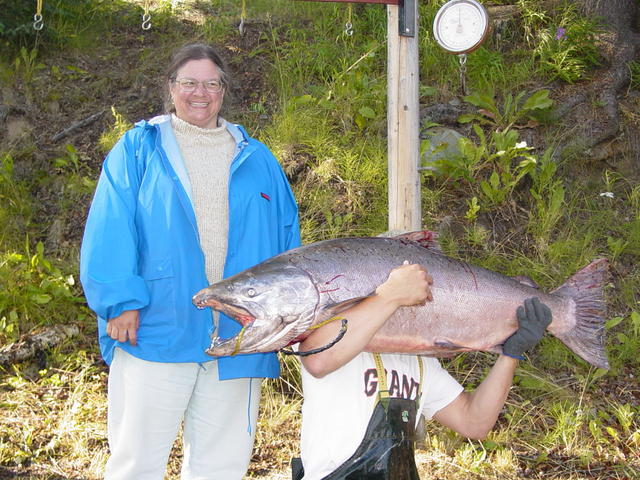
[0,0,639,478]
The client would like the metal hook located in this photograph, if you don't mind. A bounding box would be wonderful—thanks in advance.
[33,13,44,31]
[142,13,151,30]
[458,54,468,96]
[344,21,353,36]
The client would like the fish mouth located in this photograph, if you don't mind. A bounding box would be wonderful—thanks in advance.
[194,294,277,355]
[206,323,298,356]
[194,297,256,327]
[206,335,238,355]
[205,313,313,356]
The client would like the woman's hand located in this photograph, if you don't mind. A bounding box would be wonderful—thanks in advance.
[106,310,140,346]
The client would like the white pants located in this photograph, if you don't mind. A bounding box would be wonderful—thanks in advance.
[105,348,262,480]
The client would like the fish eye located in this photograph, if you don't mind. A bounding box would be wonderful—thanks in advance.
[246,288,257,297]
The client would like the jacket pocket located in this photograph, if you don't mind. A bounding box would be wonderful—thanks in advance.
[139,257,177,327]
[141,256,173,280]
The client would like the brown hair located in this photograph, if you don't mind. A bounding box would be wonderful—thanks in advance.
[163,43,230,113]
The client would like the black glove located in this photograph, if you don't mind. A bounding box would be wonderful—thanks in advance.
[502,297,552,360]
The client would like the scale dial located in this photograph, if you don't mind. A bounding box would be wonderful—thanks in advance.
[433,0,489,54]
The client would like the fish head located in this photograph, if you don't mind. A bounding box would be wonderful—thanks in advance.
[192,262,319,356]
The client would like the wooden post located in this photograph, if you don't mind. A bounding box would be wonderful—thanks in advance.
[387,1,420,232]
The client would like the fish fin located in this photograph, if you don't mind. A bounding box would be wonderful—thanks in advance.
[434,339,464,349]
[551,258,610,370]
[378,229,441,251]
[322,295,373,318]
[511,275,540,289]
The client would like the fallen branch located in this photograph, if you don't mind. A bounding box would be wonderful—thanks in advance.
[0,324,80,366]
[51,110,105,142]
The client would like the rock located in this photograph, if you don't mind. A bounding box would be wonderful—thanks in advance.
[6,116,33,142]
[421,127,464,169]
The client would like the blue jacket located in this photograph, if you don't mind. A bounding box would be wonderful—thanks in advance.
[80,115,300,379]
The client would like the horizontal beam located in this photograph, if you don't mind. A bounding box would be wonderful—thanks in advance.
[294,0,400,5]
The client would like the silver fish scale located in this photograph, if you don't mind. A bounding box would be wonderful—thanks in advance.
[287,237,574,356]
[197,236,608,368]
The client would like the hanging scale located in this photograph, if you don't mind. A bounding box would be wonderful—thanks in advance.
[432,0,489,95]
[458,54,467,95]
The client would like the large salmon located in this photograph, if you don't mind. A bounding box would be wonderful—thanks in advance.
[193,234,609,369]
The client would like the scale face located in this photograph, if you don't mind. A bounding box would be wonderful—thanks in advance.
[433,0,489,54]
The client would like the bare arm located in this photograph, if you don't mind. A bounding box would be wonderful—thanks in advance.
[300,263,433,378]
[433,297,552,439]
[433,355,518,439]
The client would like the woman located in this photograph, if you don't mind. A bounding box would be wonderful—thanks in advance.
[80,43,300,480]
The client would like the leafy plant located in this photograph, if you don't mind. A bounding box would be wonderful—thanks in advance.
[464,196,480,222]
[0,242,85,344]
[13,47,44,85]
[422,128,485,184]
[98,107,133,154]
[53,144,81,172]
[458,89,553,131]
[478,131,538,207]
[528,148,566,244]
[521,0,602,83]
[51,144,96,197]
[426,123,539,210]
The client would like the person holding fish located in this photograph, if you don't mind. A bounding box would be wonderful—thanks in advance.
[292,262,552,480]
[80,43,300,479]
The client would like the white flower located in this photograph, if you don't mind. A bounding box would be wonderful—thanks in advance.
[515,141,528,149]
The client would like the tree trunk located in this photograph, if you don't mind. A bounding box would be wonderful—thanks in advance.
[556,0,640,163]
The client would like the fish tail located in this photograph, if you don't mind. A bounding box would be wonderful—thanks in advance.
[550,258,610,370]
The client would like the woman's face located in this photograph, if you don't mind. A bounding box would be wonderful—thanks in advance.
[170,58,225,129]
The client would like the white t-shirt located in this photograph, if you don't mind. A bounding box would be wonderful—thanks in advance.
[299,352,464,480]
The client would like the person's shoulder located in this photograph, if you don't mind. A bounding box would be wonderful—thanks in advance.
[114,115,160,142]
[419,356,446,371]
[121,115,167,144]
[224,121,270,150]
[419,356,456,382]
[133,115,167,137]
[105,116,164,162]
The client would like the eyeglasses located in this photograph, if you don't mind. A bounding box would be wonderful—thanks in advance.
[174,78,224,94]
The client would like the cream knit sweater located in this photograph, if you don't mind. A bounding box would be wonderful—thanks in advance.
[171,114,236,287]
